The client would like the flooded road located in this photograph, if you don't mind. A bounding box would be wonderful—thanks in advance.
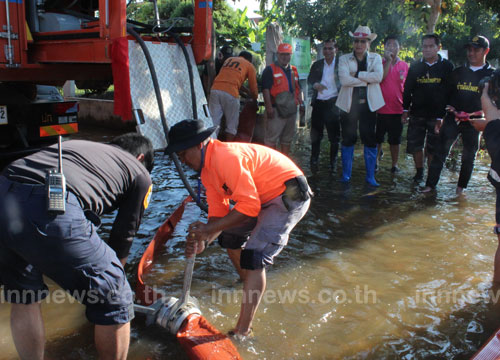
[0,128,498,359]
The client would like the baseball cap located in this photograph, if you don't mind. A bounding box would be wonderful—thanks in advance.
[466,35,489,49]
[278,43,293,54]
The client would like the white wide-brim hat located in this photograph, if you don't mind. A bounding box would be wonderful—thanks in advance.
[349,25,377,41]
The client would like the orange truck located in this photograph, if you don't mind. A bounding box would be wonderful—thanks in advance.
[0,0,213,165]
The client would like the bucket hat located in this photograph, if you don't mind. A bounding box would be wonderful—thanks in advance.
[164,119,217,155]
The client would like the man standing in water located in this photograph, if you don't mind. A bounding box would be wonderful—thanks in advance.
[402,34,453,182]
[307,39,341,172]
[376,35,409,173]
[262,43,305,155]
[336,25,384,186]
[165,119,311,338]
[423,35,494,195]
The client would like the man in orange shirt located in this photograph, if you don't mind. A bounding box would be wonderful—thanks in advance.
[165,119,311,338]
[209,51,258,141]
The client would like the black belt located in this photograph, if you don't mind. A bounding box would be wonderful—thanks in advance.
[283,175,313,202]
[316,97,337,103]
[1,177,46,195]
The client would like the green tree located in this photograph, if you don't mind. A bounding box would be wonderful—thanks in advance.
[212,0,253,49]
[269,0,498,64]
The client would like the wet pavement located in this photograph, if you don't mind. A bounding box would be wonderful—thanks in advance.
[0,127,498,359]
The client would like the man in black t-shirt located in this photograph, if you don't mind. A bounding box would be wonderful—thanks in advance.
[402,34,454,182]
[0,133,154,360]
[423,35,495,195]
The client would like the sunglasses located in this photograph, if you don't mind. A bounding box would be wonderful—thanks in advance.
[323,47,335,50]
[354,39,368,44]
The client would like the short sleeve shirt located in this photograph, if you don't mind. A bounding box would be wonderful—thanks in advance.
[378,59,409,114]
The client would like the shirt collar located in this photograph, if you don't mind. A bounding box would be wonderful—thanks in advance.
[323,57,335,66]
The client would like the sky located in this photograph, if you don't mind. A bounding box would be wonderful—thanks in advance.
[229,0,261,15]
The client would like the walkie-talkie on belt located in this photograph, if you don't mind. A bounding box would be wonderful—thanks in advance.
[46,135,66,214]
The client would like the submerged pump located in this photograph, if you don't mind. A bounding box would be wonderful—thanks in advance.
[134,256,201,334]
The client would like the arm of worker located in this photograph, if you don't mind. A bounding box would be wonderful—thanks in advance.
[108,173,152,266]
[307,61,326,92]
[248,65,259,100]
[298,88,305,115]
[338,55,367,87]
[186,210,252,256]
[401,66,416,124]
[472,83,500,132]
[358,54,383,84]
[263,88,274,118]
[186,153,261,256]
[381,54,392,81]
[312,83,327,93]
[307,61,318,86]
[261,66,275,118]
[239,85,251,98]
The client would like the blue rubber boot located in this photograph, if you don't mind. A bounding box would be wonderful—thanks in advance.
[340,145,354,182]
[364,146,380,187]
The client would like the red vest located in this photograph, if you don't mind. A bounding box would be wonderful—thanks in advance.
[270,63,301,105]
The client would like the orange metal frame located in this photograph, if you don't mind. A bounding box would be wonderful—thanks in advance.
[0,0,212,83]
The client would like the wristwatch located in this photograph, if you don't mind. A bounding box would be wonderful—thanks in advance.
[494,225,500,235]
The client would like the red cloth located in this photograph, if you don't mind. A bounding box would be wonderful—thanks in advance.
[111,37,132,121]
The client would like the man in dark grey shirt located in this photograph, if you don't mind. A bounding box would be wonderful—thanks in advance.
[0,133,153,360]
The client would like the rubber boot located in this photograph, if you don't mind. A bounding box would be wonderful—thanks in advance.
[364,146,380,187]
[329,142,339,172]
[340,145,354,182]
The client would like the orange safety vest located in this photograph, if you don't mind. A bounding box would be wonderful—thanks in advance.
[270,63,301,105]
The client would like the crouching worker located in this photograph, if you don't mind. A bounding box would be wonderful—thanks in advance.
[0,133,154,360]
[165,119,311,337]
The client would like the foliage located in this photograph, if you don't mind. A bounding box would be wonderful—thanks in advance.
[126,0,193,27]
[212,0,253,49]
[126,0,500,66]
[127,0,254,51]
[477,0,500,16]
[270,0,499,65]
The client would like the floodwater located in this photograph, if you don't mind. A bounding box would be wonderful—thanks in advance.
[0,127,498,359]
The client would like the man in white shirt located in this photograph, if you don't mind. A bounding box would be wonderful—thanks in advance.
[307,39,341,172]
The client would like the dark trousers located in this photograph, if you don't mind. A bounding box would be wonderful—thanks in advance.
[340,101,377,147]
[484,119,500,223]
[310,98,340,163]
[426,114,480,189]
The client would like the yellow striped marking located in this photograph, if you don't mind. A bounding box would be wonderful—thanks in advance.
[39,123,78,137]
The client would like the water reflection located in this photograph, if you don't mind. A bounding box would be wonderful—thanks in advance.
[0,129,497,359]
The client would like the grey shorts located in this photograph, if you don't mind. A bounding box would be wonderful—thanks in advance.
[209,89,240,135]
[264,109,297,147]
[218,182,310,270]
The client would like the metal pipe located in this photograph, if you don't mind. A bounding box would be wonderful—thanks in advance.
[4,0,13,65]
[133,303,157,315]
[105,0,109,27]
[179,255,196,305]
[152,0,160,28]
